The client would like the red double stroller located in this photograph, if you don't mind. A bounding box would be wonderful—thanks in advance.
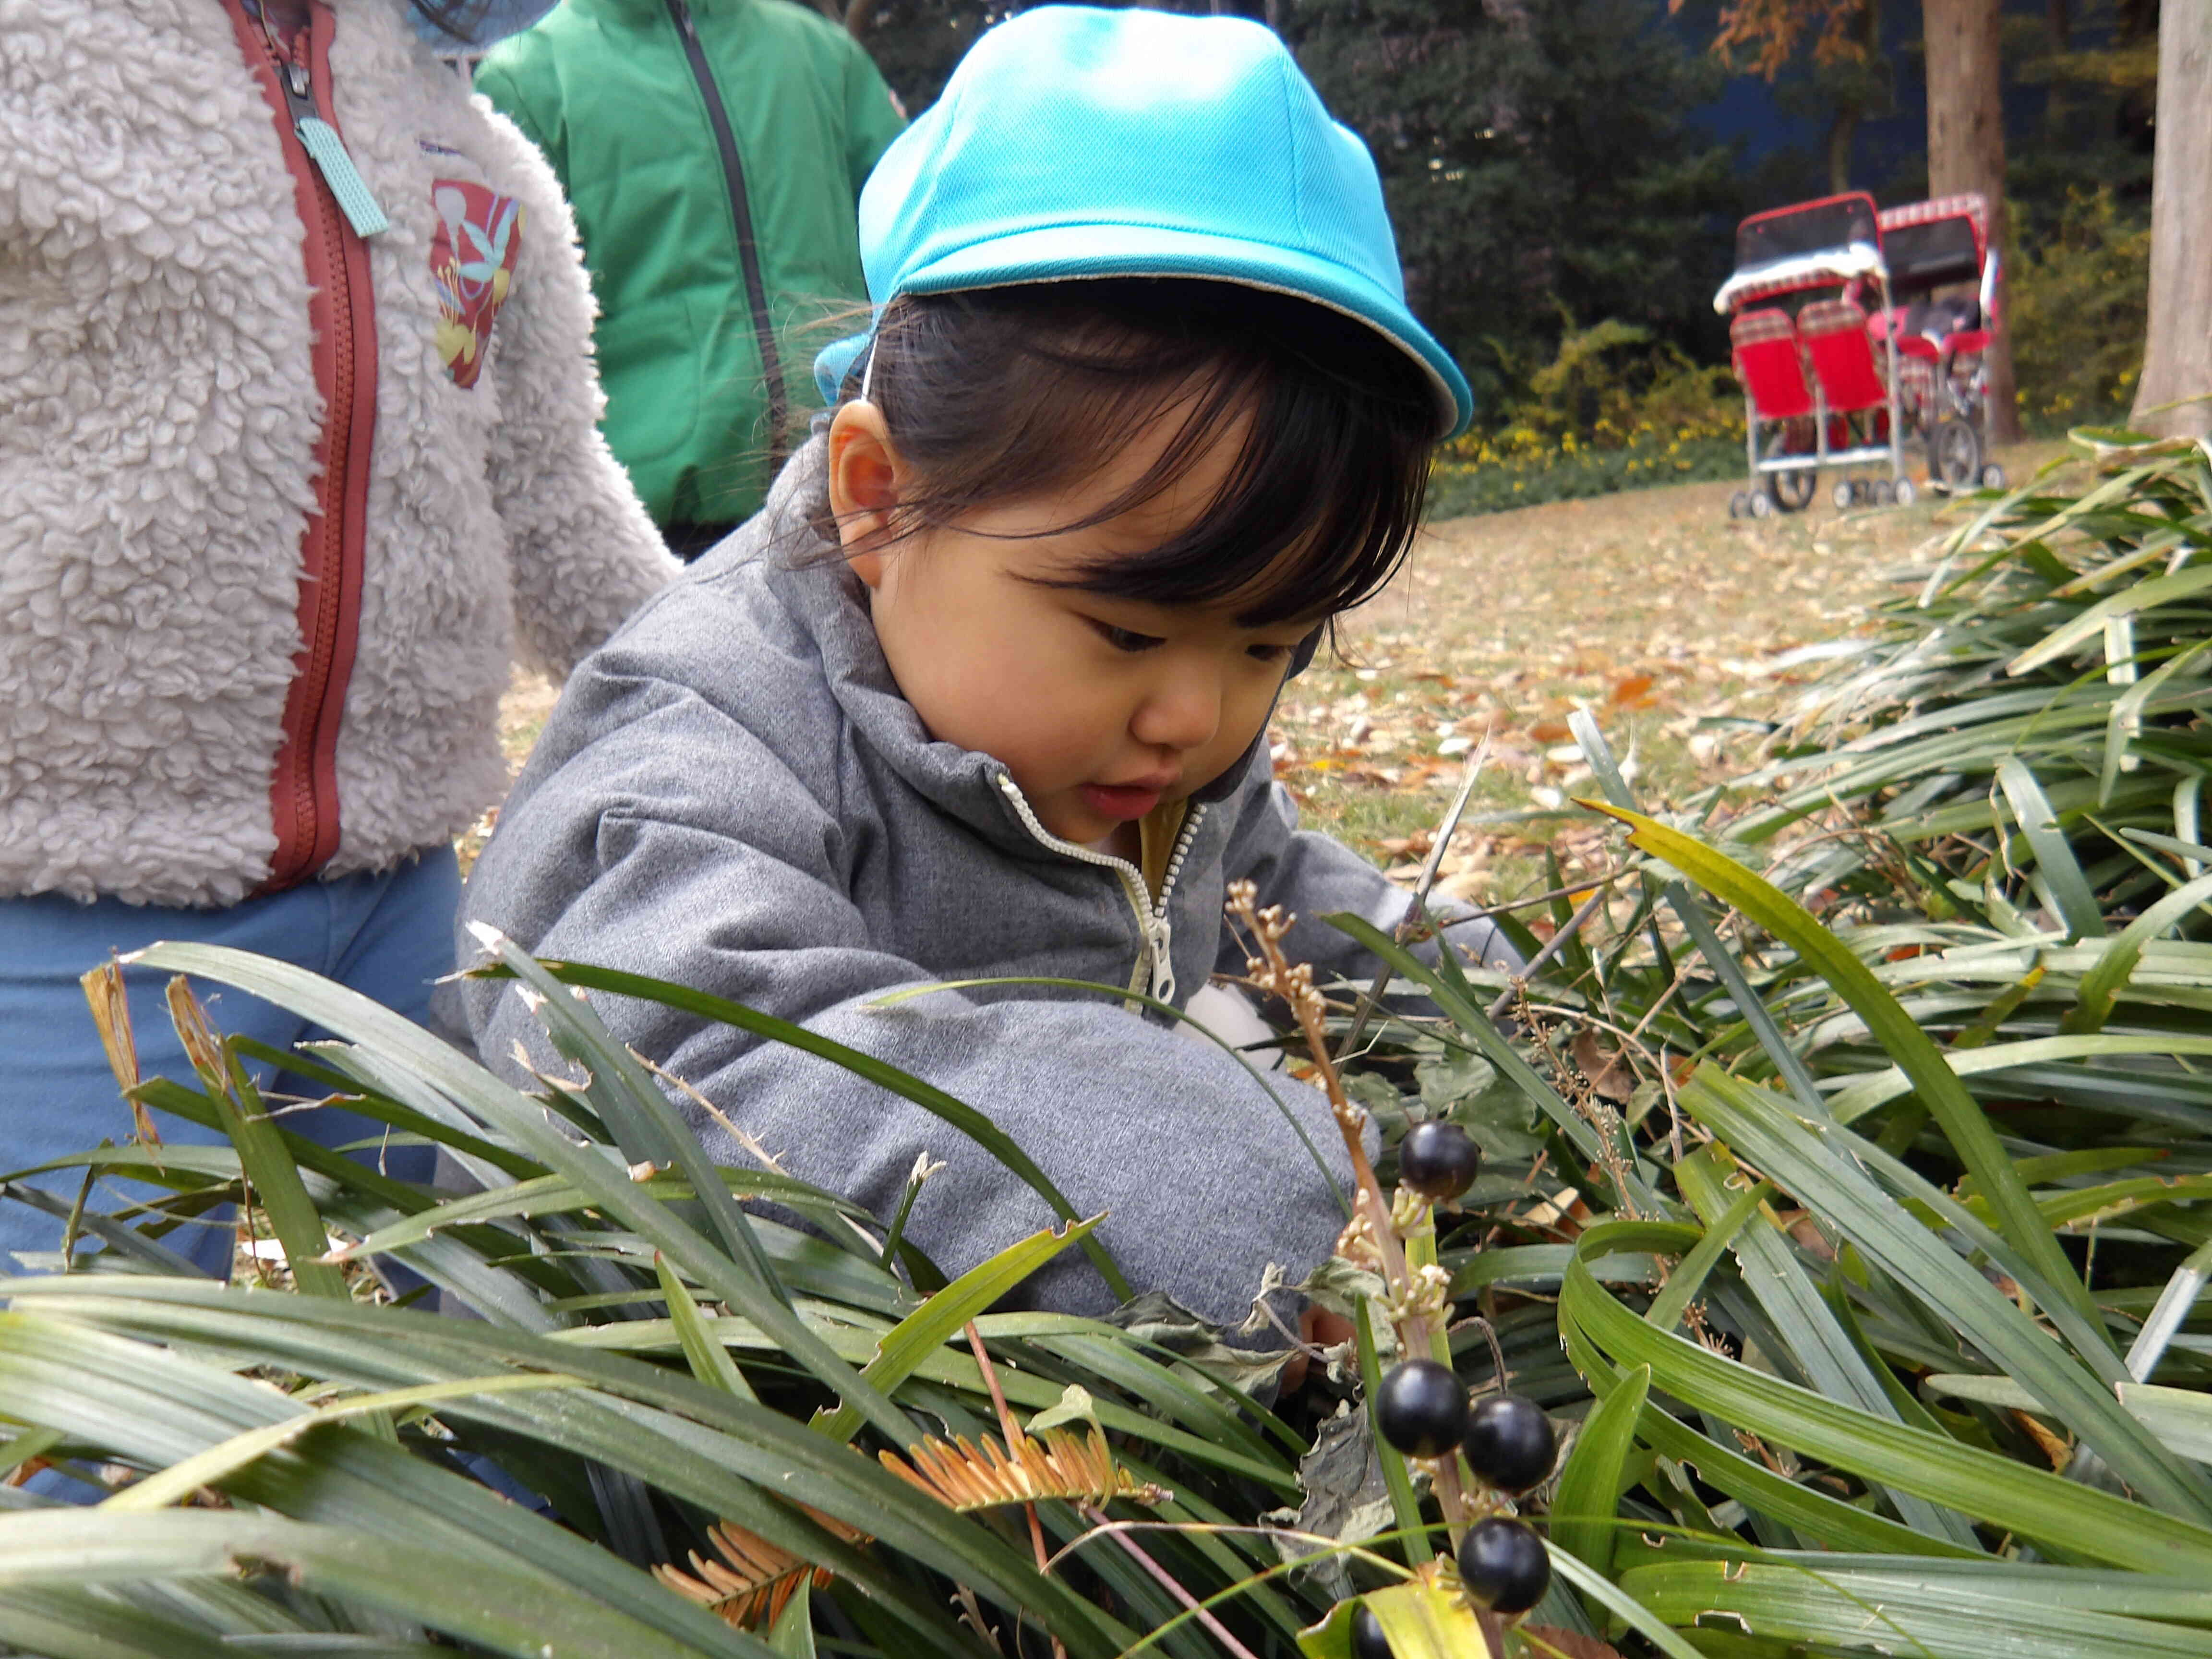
[1874,194,2008,497]
[1717,192,2005,518]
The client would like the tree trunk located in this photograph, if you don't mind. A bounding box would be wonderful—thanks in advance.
[2131,1,2212,439]
[1827,103,1861,193]
[1924,0,2021,440]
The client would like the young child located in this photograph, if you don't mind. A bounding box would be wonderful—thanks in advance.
[458,4,1512,1326]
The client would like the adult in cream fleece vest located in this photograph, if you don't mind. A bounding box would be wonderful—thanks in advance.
[0,0,676,910]
[0,0,675,1265]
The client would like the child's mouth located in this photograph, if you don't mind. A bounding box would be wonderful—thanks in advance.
[1080,782,1165,821]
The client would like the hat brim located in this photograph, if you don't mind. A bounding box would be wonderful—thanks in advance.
[816,222,1473,438]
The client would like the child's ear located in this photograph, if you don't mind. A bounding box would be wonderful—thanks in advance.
[826,401,904,588]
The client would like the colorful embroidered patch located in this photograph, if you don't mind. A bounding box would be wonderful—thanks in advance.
[429,179,523,389]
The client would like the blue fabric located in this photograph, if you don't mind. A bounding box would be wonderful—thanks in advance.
[812,4,1473,436]
[411,0,560,52]
[0,850,459,1274]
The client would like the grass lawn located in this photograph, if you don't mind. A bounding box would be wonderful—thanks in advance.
[475,439,2077,899]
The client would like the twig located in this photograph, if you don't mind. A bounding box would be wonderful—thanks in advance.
[1485,884,1611,1021]
[1445,1312,1511,1393]
[1336,733,1492,1063]
[965,1322,1062,1659]
[1440,866,1629,923]
[1079,1505,1262,1659]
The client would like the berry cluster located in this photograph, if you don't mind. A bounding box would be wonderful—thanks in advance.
[1370,1359,1556,1622]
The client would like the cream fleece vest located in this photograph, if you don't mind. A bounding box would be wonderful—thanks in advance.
[0,0,675,906]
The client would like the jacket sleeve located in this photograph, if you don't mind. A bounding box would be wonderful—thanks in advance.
[839,39,906,196]
[471,48,564,180]
[460,666,1357,1329]
[1214,757,1521,989]
[473,102,677,679]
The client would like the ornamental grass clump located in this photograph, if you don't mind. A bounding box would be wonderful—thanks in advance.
[0,435,2209,1659]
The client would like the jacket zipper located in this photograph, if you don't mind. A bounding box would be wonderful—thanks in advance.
[667,0,789,478]
[235,0,377,891]
[994,774,1207,1005]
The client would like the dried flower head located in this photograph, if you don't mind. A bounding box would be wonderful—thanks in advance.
[881,1427,1168,1514]
[655,1506,869,1631]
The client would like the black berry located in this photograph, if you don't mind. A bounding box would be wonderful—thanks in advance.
[1456,1515,1550,1615]
[1350,1604,1393,1659]
[1460,1394,1556,1493]
[1373,1359,1467,1458]
[1398,1121,1482,1202]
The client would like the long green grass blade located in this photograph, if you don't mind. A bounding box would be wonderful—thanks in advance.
[494,956,1134,1298]
[1550,1362,1647,1575]
[1996,757,2105,940]
[127,942,917,1449]
[1563,1226,2212,1573]
[1584,805,2106,1340]
[811,1217,1097,1443]
[1682,1064,2212,1517]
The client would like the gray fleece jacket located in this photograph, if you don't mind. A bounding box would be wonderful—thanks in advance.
[460,440,1506,1323]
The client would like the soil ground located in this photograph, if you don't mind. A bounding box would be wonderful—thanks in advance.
[479,439,2077,896]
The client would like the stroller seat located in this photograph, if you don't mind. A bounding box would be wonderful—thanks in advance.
[1871,310,1942,362]
[1798,297,1887,414]
[1730,307,1814,421]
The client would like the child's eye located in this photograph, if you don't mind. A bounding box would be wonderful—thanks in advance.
[1247,641,1296,663]
[1092,621,1165,653]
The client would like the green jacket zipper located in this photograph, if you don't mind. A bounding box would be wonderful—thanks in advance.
[666,0,789,477]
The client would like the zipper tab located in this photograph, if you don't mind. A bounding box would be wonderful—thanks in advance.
[1144,914,1177,1004]
[994,772,1205,1009]
[267,40,388,240]
[295,118,390,239]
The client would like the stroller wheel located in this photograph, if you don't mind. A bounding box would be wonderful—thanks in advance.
[1873,478,1896,507]
[1748,488,1774,519]
[1770,469,1815,513]
[1833,478,1855,510]
[1930,418,1983,493]
[1981,463,2007,490]
[1728,491,1747,519]
[1894,476,1917,507]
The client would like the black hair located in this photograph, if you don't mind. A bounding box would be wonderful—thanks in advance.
[835,277,1440,627]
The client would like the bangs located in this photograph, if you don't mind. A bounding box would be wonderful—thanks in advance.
[861,279,1437,627]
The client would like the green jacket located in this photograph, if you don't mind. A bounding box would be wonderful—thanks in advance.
[477,0,903,527]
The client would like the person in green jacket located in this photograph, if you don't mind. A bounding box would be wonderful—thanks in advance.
[477,0,905,554]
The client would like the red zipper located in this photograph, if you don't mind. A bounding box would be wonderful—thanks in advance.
[225,0,376,892]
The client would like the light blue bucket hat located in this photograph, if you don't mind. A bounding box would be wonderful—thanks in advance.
[813,5,1473,438]
[411,0,560,53]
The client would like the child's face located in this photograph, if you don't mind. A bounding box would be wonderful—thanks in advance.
[830,403,1320,846]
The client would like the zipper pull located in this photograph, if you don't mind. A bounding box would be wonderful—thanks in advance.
[270,34,389,239]
[1146,914,1176,1006]
[296,118,391,238]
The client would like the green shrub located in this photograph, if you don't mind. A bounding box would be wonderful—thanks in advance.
[1430,320,1743,517]
[2008,186,2151,433]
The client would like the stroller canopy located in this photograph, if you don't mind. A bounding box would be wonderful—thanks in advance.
[1714,192,1885,315]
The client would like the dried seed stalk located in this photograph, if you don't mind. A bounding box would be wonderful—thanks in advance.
[1226,882,1478,1541]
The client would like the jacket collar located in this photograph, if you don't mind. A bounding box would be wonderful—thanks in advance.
[727,434,1297,859]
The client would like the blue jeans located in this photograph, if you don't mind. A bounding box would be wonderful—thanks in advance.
[0,849,459,1273]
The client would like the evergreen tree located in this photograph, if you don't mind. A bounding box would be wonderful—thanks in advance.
[1285,0,1737,406]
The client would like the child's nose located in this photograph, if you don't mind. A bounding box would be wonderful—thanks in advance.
[1130,670,1222,753]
